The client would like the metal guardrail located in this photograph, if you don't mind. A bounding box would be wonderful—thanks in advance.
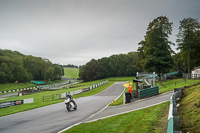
[167,90,182,133]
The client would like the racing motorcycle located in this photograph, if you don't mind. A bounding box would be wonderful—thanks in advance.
[64,93,77,111]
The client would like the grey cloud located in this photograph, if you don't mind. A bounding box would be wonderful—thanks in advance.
[0,0,200,65]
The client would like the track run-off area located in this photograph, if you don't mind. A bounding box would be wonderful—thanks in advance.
[0,82,173,133]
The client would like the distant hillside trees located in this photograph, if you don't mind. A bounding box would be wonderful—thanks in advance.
[79,52,139,81]
[137,16,174,76]
[63,64,78,68]
[0,49,64,83]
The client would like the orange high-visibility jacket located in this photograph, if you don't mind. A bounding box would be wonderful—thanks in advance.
[128,85,133,94]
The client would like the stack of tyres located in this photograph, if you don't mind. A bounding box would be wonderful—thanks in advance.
[125,92,131,103]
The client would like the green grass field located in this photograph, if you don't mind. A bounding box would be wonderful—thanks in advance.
[0,80,65,92]
[0,83,36,92]
[178,84,200,132]
[64,102,169,133]
[156,79,200,93]
[64,68,79,78]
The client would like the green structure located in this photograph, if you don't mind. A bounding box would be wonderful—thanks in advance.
[32,81,46,85]
[139,86,159,98]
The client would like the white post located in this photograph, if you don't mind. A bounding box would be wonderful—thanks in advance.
[153,72,155,87]
[136,72,139,78]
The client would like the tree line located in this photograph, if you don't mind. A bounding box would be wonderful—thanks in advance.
[80,16,200,81]
[63,64,78,68]
[79,52,139,81]
[0,49,64,83]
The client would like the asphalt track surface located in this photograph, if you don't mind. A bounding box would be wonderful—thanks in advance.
[84,90,173,123]
[0,82,126,133]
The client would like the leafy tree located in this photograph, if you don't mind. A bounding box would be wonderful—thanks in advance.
[79,65,86,81]
[177,17,200,74]
[177,18,199,73]
[143,16,174,75]
[85,59,98,81]
[79,52,139,81]
[0,49,64,83]
[171,52,184,72]
[53,64,63,79]
[126,52,139,76]
[136,40,146,71]
[96,57,111,79]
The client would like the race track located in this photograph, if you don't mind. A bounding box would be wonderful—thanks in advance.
[0,82,126,133]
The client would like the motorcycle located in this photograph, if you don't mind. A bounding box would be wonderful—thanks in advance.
[64,93,77,111]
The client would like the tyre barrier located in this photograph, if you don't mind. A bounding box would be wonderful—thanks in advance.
[0,87,36,94]
[167,90,182,133]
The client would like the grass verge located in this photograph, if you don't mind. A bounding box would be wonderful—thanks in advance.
[64,102,169,133]
[178,84,200,132]
[156,79,200,93]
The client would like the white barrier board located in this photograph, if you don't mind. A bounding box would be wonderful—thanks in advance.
[61,93,66,99]
[24,98,34,104]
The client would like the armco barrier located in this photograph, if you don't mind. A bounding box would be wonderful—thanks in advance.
[139,86,159,98]
[167,90,182,133]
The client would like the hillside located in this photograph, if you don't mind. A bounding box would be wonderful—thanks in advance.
[178,84,200,132]
[64,68,79,78]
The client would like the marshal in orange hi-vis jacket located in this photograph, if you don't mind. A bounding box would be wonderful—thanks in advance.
[128,84,133,94]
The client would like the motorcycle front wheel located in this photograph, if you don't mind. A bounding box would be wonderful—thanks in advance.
[73,101,77,110]
[66,101,77,111]
[66,103,72,111]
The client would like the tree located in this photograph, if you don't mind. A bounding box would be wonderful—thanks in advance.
[136,40,146,71]
[171,52,184,72]
[85,59,98,81]
[0,49,64,83]
[79,65,86,81]
[177,18,200,74]
[79,59,98,81]
[143,16,174,76]
[79,52,139,81]
[125,52,139,76]
[96,57,111,79]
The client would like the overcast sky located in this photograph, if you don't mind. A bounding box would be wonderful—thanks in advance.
[0,0,199,66]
